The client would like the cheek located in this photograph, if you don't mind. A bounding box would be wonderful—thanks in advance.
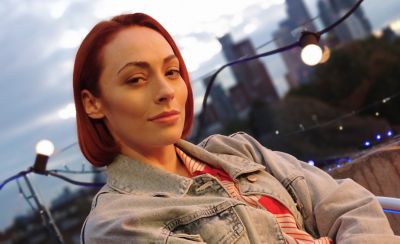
[178,81,189,107]
[103,91,148,125]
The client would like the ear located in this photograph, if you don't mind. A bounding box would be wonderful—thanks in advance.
[81,89,105,119]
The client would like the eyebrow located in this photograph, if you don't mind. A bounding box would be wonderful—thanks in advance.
[117,54,178,74]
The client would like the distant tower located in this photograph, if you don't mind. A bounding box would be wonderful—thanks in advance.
[285,0,317,32]
[273,0,316,88]
[218,34,278,115]
[329,0,372,33]
[318,0,371,44]
[201,78,237,124]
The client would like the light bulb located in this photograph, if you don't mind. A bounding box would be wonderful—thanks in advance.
[35,140,55,156]
[301,44,323,66]
[319,45,331,64]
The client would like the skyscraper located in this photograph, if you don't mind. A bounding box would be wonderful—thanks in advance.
[218,33,278,115]
[273,0,316,88]
[285,0,317,32]
[318,0,371,44]
[201,78,237,124]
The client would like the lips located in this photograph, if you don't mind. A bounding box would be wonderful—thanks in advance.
[148,110,180,122]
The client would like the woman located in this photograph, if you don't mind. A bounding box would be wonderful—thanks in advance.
[74,13,398,243]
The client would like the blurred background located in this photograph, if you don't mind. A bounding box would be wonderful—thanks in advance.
[1,0,400,243]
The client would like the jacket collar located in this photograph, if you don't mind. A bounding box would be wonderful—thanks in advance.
[107,154,193,196]
[106,139,264,196]
[176,140,265,178]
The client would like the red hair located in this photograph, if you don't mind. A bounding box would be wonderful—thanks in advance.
[73,13,194,167]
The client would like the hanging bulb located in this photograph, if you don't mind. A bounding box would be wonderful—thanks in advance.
[301,44,323,66]
[299,31,322,66]
[35,139,55,156]
[319,45,331,64]
[33,139,55,174]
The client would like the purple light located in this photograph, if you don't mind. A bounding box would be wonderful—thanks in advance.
[364,141,371,147]
[307,160,315,166]
[376,134,382,140]
[387,131,393,137]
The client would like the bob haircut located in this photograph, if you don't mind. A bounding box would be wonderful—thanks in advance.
[73,13,194,167]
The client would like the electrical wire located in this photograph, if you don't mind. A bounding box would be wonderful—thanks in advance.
[47,169,105,174]
[383,209,400,215]
[47,171,104,187]
[279,91,400,137]
[193,0,365,141]
[0,168,33,190]
[0,167,104,190]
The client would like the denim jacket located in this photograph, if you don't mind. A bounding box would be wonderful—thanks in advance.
[81,132,398,243]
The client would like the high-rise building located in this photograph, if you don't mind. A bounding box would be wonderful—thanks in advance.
[218,33,278,115]
[201,78,237,124]
[273,0,316,88]
[318,0,371,44]
[329,0,371,33]
[285,0,317,32]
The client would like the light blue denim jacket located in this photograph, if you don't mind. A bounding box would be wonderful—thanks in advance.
[81,132,398,243]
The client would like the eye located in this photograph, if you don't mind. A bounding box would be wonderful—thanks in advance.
[165,68,181,79]
[126,76,146,85]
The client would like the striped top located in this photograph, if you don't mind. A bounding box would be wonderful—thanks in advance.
[176,147,333,244]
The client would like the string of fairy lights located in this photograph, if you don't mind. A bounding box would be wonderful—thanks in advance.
[0,3,398,240]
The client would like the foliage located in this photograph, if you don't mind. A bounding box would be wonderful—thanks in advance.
[289,35,400,124]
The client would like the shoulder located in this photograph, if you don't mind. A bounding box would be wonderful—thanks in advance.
[198,132,266,159]
[198,132,302,170]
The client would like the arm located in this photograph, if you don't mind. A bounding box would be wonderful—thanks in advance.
[203,132,399,243]
[81,192,206,244]
[294,157,398,243]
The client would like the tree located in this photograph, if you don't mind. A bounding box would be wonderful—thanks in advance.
[289,36,400,124]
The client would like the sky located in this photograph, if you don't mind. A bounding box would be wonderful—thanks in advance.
[0,0,400,230]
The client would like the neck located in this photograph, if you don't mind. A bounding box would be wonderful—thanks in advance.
[121,143,189,177]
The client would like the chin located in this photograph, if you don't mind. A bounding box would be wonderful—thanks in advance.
[153,127,184,145]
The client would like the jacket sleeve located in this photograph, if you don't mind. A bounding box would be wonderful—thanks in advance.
[81,192,205,244]
[287,155,398,243]
[211,132,399,243]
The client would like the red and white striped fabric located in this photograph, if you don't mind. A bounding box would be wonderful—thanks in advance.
[176,147,333,244]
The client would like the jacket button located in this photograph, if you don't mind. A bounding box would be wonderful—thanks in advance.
[247,175,257,182]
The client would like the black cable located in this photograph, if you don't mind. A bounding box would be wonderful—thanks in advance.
[280,91,400,137]
[48,169,105,174]
[0,168,33,190]
[194,42,299,141]
[1,167,104,190]
[47,171,105,188]
[318,0,364,35]
[193,0,365,142]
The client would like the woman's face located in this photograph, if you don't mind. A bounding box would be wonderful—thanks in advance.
[83,26,188,154]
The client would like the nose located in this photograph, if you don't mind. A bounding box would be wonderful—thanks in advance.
[154,77,175,104]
